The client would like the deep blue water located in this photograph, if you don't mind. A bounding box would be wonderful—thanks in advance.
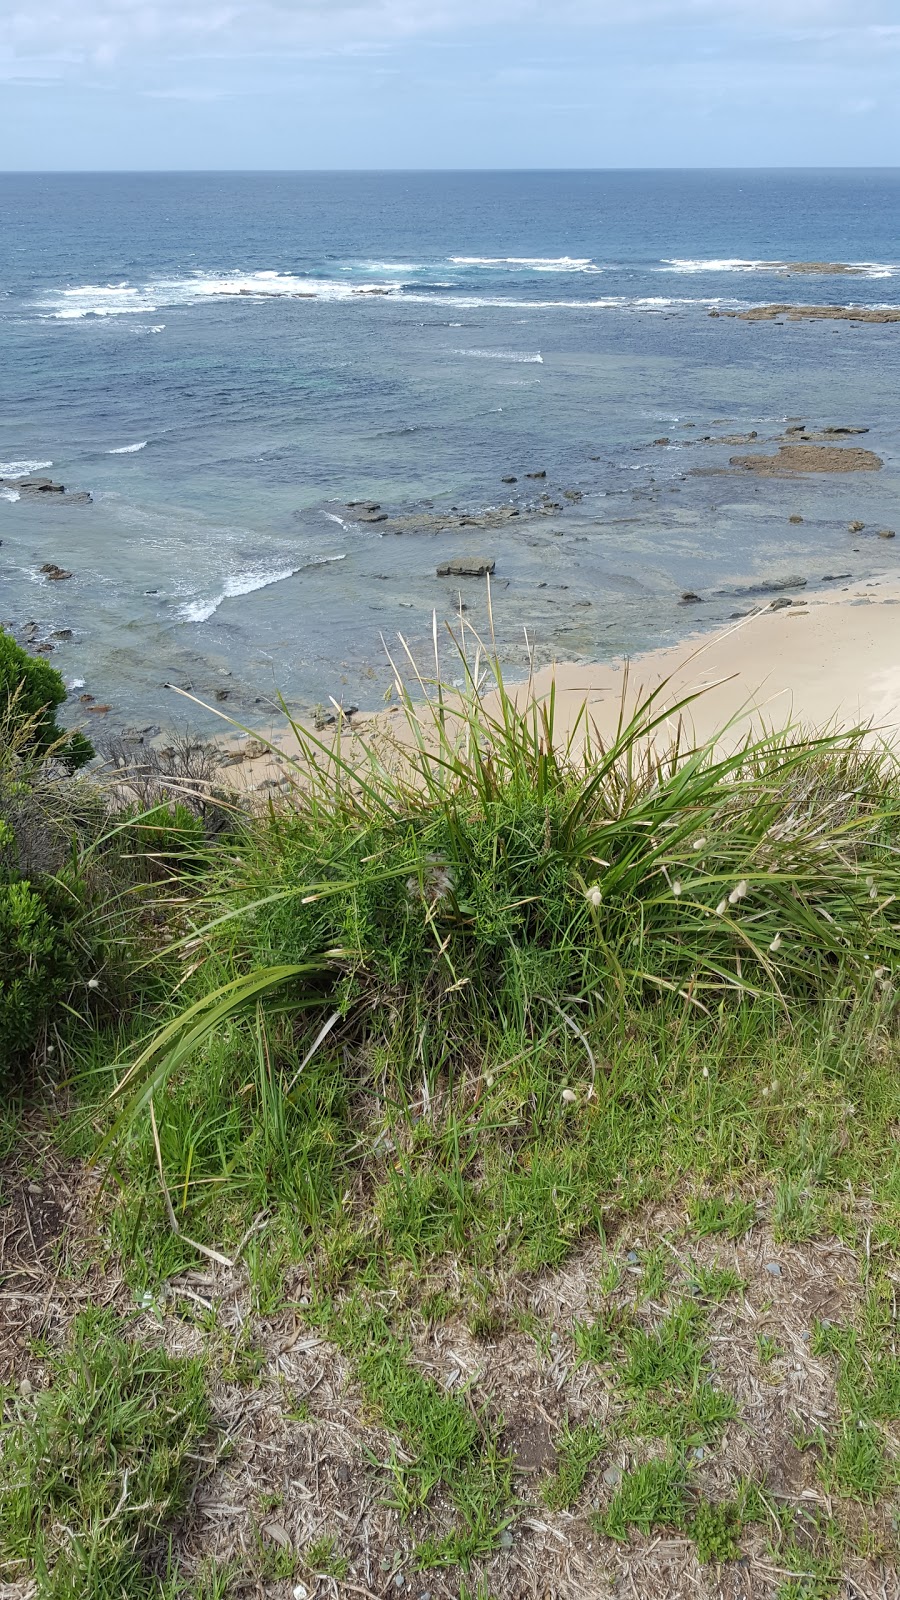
[2,171,899,730]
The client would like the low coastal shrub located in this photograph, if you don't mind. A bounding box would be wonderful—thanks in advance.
[0,722,191,1083]
[0,627,93,770]
[0,828,80,1080]
[109,639,900,1144]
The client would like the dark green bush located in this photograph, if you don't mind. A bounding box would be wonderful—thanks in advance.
[0,627,93,770]
[0,818,81,1080]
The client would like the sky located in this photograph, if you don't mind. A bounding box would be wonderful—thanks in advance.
[1,1,899,169]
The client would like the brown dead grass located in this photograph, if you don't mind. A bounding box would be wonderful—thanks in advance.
[1,1132,898,1600]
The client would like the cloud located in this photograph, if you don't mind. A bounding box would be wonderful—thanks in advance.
[4,0,900,71]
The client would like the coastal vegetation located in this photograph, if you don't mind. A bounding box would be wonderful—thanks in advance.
[1,625,899,1599]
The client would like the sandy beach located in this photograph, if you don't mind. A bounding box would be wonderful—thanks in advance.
[219,569,900,793]
[524,570,900,749]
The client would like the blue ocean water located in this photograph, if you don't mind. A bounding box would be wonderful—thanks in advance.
[2,170,899,730]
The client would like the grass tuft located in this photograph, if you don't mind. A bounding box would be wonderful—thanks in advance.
[0,1308,211,1599]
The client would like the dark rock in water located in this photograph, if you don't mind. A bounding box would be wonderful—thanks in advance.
[680,591,703,603]
[437,558,496,578]
[51,628,73,639]
[769,597,793,610]
[20,477,64,493]
[501,475,517,483]
[214,688,231,701]
[347,501,381,511]
[1,474,91,502]
[311,703,358,729]
[356,510,388,524]
[653,437,670,445]
[848,521,865,532]
[728,575,807,597]
[40,563,73,581]
[563,489,583,502]
[878,529,896,539]
[789,515,803,524]
[525,470,547,479]
[821,573,852,581]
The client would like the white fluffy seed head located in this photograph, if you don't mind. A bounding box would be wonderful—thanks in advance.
[716,899,728,917]
[702,1066,709,1079]
[562,1088,577,1103]
[692,838,706,851]
[586,885,603,908]
[728,879,748,905]
[769,933,782,953]
[87,977,100,990]
[672,880,682,897]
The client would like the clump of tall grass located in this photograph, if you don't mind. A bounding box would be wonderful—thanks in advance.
[108,618,900,1138]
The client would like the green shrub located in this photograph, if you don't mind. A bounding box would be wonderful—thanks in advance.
[0,875,78,1078]
[105,642,900,1180]
[0,1308,211,1599]
[0,627,93,770]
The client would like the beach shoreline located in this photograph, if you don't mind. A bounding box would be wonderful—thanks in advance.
[212,568,900,793]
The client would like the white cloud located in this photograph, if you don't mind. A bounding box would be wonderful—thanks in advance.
[3,0,899,70]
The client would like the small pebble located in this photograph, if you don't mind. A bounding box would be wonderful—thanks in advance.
[293,1587,309,1600]
[498,1529,514,1550]
[19,1378,32,1397]
[692,1446,705,1461]
[603,1466,622,1487]
[764,1261,782,1277]
[626,1250,639,1265]
[393,1574,406,1590]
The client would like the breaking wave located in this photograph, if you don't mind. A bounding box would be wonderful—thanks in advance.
[0,459,53,477]
[180,554,346,623]
[661,258,898,279]
[453,348,543,362]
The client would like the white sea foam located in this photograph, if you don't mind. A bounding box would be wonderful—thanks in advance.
[180,554,346,623]
[450,256,600,272]
[108,441,148,454]
[0,488,21,503]
[36,271,407,319]
[0,459,53,478]
[662,257,898,279]
[454,348,544,362]
[34,269,755,321]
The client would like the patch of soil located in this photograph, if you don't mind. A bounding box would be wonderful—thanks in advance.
[505,1410,557,1473]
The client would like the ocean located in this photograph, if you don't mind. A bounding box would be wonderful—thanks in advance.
[2,169,899,733]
